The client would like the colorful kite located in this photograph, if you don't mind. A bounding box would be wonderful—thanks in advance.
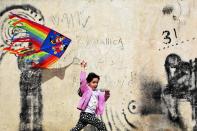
[3,13,71,68]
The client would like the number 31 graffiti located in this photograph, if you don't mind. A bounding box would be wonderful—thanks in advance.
[162,28,177,44]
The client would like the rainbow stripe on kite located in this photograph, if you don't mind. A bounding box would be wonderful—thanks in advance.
[3,13,71,68]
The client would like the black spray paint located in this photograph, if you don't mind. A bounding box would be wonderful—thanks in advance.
[103,104,137,131]
[140,78,163,115]
[0,5,45,131]
[163,53,197,130]
[18,64,42,131]
[162,5,174,15]
[0,4,44,20]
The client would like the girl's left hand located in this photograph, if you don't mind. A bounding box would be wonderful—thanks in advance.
[105,90,110,100]
[80,60,87,70]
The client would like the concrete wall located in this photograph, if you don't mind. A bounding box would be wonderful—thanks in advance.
[0,0,196,130]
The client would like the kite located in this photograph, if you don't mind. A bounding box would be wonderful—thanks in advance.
[3,13,71,68]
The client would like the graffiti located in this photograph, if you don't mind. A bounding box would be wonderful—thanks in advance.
[162,28,177,45]
[85,37,124,49]
[49,11,90,29]
[0,51,6,64]
[103,106,137,131]
[160,28,177,48]
[162,30,171,44]
[140,78,163,115]
[158,28,197,51]
[0,5,45,131]
[162,0,191,26]
[105,106,113,130]
[101,91,138,130]
[122,109,137,129]
[159,36,197,51]
[0,4,44,46]
[162,5,174,15]
[73,36,125,51]
[19,68,43,131]
[162,53,197,130]
[128,100,137,114]
[173,28,178,38]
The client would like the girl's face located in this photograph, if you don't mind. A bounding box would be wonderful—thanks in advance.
[88,78,99,90]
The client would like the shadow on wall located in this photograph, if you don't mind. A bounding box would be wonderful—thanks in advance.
[42,57,80,83]
[42,62,73,83]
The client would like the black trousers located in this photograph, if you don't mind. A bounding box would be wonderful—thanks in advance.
[71,112,107,131]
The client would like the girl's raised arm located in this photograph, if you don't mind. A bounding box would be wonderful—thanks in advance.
[80,60,87,81]
[80,60,88,93]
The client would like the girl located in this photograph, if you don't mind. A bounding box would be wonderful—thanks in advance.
[71,60,110,131]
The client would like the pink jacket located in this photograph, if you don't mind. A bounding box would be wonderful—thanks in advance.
[77,71,109,115]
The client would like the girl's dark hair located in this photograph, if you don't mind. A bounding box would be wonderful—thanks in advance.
[86,72,100,83]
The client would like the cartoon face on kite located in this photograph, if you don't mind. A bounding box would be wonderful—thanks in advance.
[48,33,68,54]
[50,34,65,44]
[2,13,71,68]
